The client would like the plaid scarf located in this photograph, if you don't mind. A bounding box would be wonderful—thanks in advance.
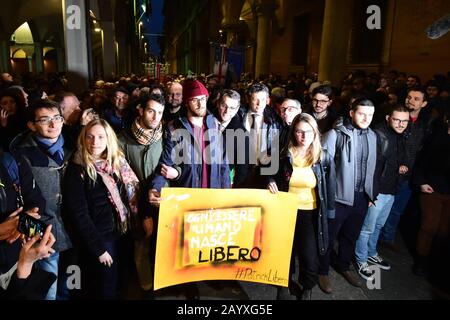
[93,157,140,234]
[131,118,163,146]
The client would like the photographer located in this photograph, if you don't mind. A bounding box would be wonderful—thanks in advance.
[1,221,56,299]
[1,149,55,299]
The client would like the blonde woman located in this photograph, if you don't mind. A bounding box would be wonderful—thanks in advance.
[63,119,140,299]
[268,113,335,300]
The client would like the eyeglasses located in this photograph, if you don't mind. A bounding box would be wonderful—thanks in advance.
[281,106,300,113]
[189,96,207,104]
[312,98,330,105]
[34,115,64,125]
[295,129,314,136]
[219,103,239,111]
[390,118,409,125]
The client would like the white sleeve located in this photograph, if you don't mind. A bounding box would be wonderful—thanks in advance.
[0,262,18,290]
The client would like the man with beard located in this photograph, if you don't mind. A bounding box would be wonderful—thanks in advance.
[307,85,338,134]
[149,79,230,192]
[118,94,165,299]
[104,87,133,133]
[318,99,379,294]
[380,86,433,251]
[149,79,230,299]
[163,81,183,123]
[355,105,410,280]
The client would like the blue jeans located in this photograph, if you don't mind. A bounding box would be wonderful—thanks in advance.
[380,181,412,243]
[36,252,59,300]
[355,194,395,263]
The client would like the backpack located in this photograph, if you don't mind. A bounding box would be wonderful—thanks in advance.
[0,152,20,187]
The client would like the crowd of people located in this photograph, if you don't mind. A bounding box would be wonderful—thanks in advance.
[0,68,449,300]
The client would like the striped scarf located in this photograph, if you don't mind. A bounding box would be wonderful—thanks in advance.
[131,118,163,146]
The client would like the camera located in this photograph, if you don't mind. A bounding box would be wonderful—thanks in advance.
[17,213,48,239]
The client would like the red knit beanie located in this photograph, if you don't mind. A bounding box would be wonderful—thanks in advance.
[182,79,209,103]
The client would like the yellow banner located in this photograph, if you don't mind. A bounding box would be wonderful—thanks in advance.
[154,188,298,290]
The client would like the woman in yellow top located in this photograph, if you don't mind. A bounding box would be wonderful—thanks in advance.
[268,113,336,300]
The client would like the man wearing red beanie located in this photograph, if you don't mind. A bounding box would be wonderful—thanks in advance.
[182,79,209,105]
[148,78,230,299]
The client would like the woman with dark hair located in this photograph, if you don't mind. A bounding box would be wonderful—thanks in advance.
[0,90,27,151]
[268,113,335,300]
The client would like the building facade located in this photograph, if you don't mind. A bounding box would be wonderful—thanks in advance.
[0,0,152,92]
[162,0,450,85]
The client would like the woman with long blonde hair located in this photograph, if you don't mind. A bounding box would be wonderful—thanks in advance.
[63,119,140,299]
[268,113,336,300]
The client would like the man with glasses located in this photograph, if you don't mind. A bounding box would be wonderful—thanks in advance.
[279,98,302,148]
[212,89,243,187]
[380,86,433,252]
[354,105,410,280]
[213,89,241,132]
[307,85,338,134]
[163,81,183,123]
[149,79,230,299]
[104,87,132,133]
[10,100,72,300]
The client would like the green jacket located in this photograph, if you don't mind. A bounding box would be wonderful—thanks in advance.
[118,129,163,186]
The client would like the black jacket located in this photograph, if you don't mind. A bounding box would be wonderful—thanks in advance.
[63,162,119,258]
[0,151,45,275]
[221,114,252,188]
[233,106,282,188]
[402,110,434,181]
[269,150,336,255]
[1,268,56,300]
[374,121,408,195]
[413,124,450,195]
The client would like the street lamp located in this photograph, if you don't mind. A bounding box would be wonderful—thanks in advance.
[136,3,147,26]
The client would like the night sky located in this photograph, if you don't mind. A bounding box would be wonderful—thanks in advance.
[143,0,164,59]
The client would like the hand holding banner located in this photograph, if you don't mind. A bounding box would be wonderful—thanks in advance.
[154,188,298,290]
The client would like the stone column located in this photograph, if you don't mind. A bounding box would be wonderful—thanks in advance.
[56,47,65,73]
[254,0,277,79]
[62,0,90,94]
[34,42,43,74]
[220,0,245,47]
[318,0,354,86]
[100,21,116,81]
[116,36,127,75]
[0,40,10,72]
[381,0,396,71]
[27,56,33,72]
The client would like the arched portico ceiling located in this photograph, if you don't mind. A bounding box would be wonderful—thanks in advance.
[239,0,284,32]
[32,14,64,47]
[12,48,27,59]
[0,0,61,36]
[11,22,33,44]
[240,1,254,21]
